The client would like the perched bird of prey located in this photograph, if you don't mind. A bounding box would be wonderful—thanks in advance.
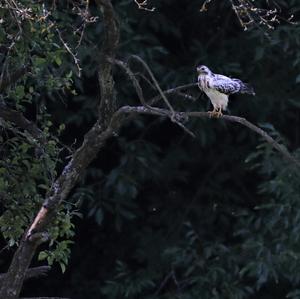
[197,65,255,117]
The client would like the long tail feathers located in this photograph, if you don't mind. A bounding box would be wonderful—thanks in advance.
[240,83,255,95]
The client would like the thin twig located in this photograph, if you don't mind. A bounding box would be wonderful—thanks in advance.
[111,58,195,138]
[175,91,197,101]
[148,83,199,105]
[126,56,195,137]
[111,59,153,108]
[56,29,82,77]
[134,0,155,11]
[129,55,176,117]
[134,72,157,91]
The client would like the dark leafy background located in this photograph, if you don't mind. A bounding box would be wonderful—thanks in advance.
[1,0,300,298]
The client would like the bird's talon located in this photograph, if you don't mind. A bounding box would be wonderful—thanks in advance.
[207,111,214,118]
[216,111,223,118]
[207,110,220,118]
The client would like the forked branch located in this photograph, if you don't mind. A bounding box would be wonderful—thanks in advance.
[111,57,195,137]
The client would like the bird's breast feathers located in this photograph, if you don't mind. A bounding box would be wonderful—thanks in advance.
[198,74,228,110]
[205,89,228,110]
[198,74,213,90]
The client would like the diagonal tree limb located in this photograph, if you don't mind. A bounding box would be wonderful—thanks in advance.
[110,58,195,137]
[148,82,199,105]
[110,58,153,109]
[26,0,120,235]
[133,73,197,102]
[188,111,300,167]
[114,105,300,168]
[129,55,176,117]
[0,1,120,299]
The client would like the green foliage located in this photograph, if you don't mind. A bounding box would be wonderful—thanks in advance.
[94,132,300,299]
[1,0,300,298]
[102,260,155,298]
[0,1,81,271]
[0,111,77,268]
[37,207,78,273]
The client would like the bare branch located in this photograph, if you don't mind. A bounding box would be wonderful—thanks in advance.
[111,58,195,137]
[116,105,300,168]
[129,55,176,116]
[192,112,300,168]
[56,29,82,77]
[148,83,199,105]
[134,72,157,91]
[110,58,151,108]
[134,0,155,11]
[175,91,197,102]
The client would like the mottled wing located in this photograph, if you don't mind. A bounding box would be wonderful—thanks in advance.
[211,74,241,95]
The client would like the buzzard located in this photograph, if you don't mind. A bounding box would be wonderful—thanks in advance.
[197,65,255,117]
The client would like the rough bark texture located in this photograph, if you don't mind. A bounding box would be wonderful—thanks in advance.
[0,240,39,298]
[0,266,51,287]
[96,0,119,125]
[0,1,120,298]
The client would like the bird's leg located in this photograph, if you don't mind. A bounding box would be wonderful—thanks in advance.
[215,108,223,118]
[208,107,220,118]
[207,107,216,117]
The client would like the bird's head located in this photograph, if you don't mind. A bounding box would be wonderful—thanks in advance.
[197,65,212,75]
